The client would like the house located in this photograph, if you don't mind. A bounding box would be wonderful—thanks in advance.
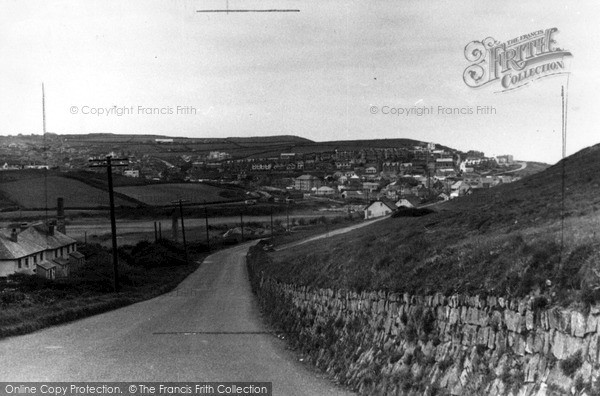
[342,190,367,201]
[315,186,336,196]
[123,169,140,178]
[364,199,396,219]
[294,175,322,191]
[395,196,421,208]
[362,182,380,193]
[438,192,450,201]
[0,223,81,279]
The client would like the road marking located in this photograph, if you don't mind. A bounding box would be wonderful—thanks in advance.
[153,331,297,335]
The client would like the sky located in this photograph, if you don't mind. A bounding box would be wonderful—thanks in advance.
[0,0,599,164]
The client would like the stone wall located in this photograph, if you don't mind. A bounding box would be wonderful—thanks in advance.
[247,248,600,395]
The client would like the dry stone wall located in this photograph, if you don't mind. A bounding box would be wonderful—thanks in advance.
[247,249,600,395]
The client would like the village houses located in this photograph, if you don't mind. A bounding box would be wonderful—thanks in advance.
[0,223,84,280]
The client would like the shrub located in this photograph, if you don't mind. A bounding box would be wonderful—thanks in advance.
[392,207,435,218]
[0,290,26,305]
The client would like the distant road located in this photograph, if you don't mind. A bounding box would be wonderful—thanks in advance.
[503,161,527,173]
[0,242,353,395]
[276,215,389,251]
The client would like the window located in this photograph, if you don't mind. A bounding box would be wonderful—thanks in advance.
[40,252,44,260]
[33,255,37,264]
[17,259,21,269]
[25,258,29,268]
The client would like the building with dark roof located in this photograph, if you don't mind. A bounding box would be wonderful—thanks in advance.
[0,223,80,279]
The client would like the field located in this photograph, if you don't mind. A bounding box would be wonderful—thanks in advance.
[114,183,246,205]
[0,175,136,209]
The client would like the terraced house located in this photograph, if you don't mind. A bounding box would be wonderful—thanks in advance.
[0,223,83,279]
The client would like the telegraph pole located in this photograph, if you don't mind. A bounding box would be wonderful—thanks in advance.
[240,211,244,241]
[89,156,128,292]
[171,199,189,264]
[286,202,290,231]
[270,205,274,238]
[204,205,210,248]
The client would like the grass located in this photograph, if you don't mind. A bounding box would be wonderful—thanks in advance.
[0,174,136,209]
[258,143,600,306]
[0,240,204,339]
[114,183,246,205]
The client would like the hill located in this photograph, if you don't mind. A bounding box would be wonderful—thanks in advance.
[0,172,138,209]
[264,143,600,307]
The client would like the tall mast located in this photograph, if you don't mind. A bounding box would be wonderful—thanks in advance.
[42,83,49,226]
[42,83,46,134]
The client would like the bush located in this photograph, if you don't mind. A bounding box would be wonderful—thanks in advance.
[126,240,186,268]
[0,290,26,305]
[392,207,435,218]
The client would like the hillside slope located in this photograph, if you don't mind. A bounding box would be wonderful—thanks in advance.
[267,143,600,306]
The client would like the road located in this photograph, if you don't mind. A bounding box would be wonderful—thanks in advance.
[0,242,353,395]
[275,214,390,251]
[506,161,527,173]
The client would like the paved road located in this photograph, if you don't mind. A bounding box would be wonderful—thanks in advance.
[0,242,353,395]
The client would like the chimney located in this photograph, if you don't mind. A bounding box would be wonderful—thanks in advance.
[56,197,66,234]
[10,228,18,242]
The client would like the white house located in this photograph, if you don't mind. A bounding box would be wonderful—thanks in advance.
[364,200,396,219]
[395,197,420,208]
[123,169,140,178]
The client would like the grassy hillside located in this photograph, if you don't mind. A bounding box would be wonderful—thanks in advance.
[265,143,600,307]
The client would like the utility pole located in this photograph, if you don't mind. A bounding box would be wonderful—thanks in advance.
[171,199,189,264]
[240,211,244,241]
[89,156,128,292]
[270,205,274,238]
[286,202,290,232]
[204,205,210,248]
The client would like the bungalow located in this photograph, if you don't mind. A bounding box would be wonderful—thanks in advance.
[364,199,396,220]
[0,224,82,279]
